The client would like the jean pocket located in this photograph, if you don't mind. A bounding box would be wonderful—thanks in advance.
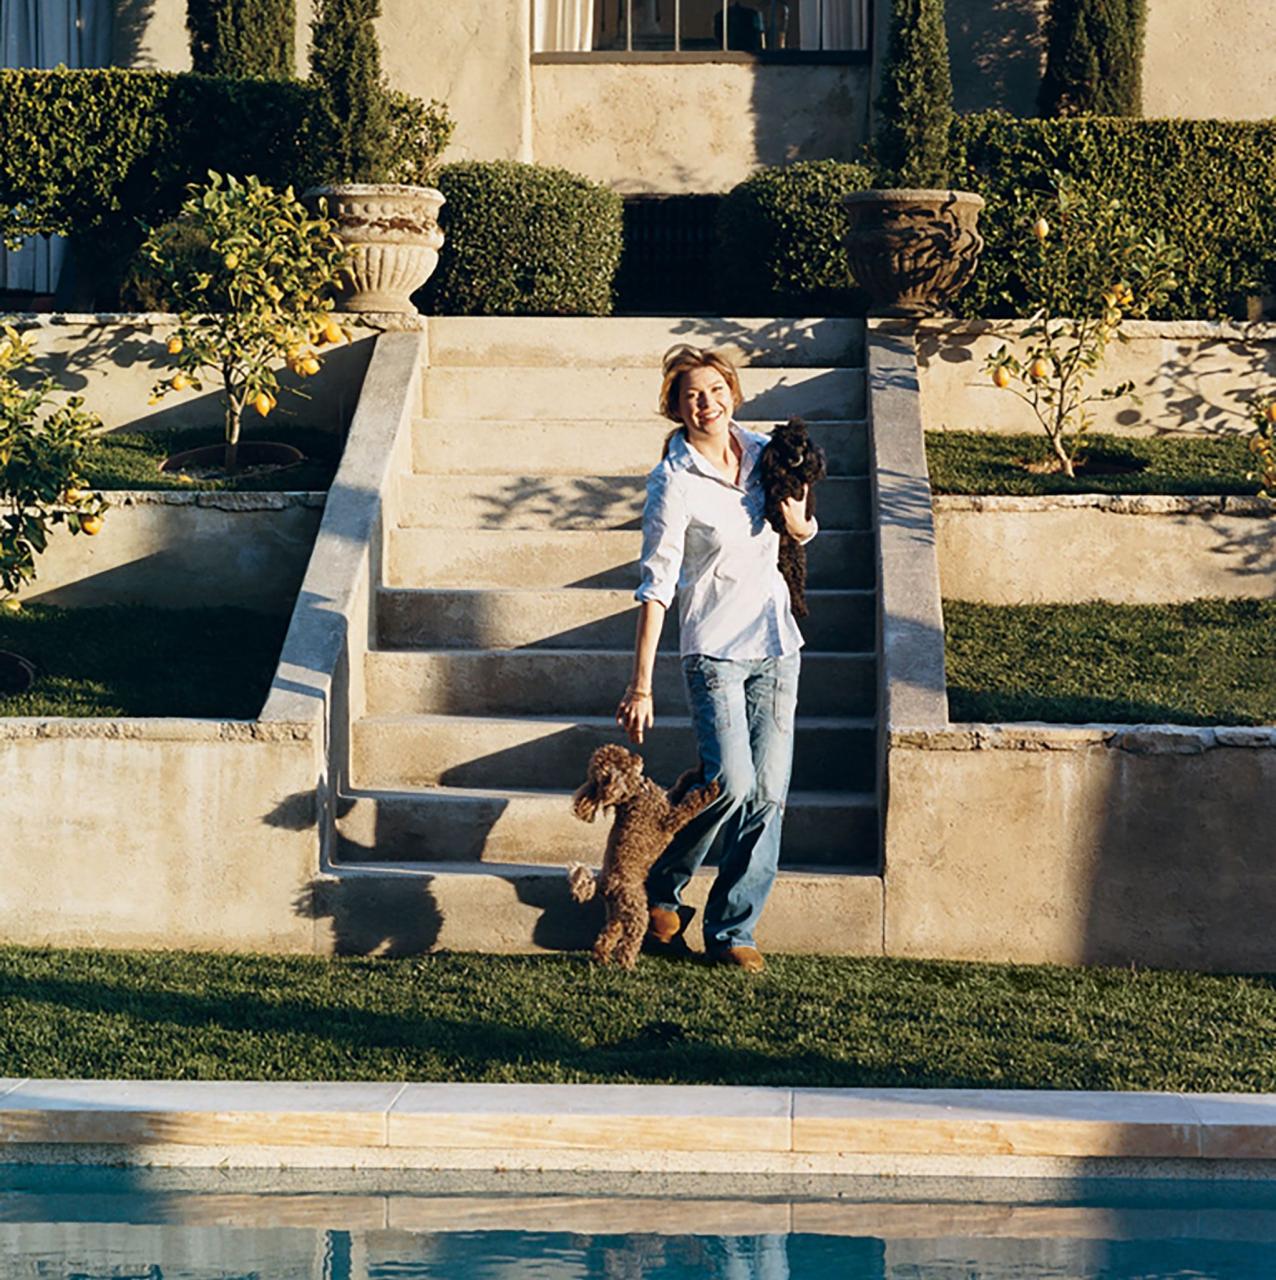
[683,654,733,733]
[769,660,800,734]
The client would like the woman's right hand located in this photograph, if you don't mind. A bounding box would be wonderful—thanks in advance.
[615,687,655,745]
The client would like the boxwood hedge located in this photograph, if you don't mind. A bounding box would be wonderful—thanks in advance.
[418,161,623,316]
[0,67,450,303]
[713,160,874,315]
[952,115,1276,319]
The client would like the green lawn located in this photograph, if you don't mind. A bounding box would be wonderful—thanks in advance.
[0,604,288,718]
[945,599,1276,726]
[927,431,1255,496]
[85,424,340,491]
[2,947,1275,1091]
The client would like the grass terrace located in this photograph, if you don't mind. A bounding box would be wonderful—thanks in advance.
[3,947,1276,1091]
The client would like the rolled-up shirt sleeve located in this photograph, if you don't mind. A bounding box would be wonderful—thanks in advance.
[635,468,687,608]
[796,517,818,547]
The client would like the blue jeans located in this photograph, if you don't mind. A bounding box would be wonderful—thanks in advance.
[647,651,800,949]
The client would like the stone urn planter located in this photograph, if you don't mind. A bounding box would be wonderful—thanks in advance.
[304,183,445,315]
[842,189,985,317]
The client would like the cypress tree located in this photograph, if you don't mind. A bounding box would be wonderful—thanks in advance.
[187,0,296,79]
[309,0,393,183]
[875,0,954,188]
[1039,0,1147,117]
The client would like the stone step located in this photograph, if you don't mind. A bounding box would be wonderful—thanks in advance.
[364,649,876,717]
[421,366,865,421]
[351,713,876,792]
[387,529,875,590]
[335,786,880,869]
[376,587,876,652]
[412,419,869,477]
[307,862,883,955]
[396,474,870,531]
[425,316,865,368]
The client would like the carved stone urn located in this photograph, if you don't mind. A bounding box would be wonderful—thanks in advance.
[842,188,985,317]
[304,183,445,314]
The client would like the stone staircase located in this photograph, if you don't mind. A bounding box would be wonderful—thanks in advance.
[334,318,883,952]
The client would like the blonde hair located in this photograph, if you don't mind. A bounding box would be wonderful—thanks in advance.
[657,345,744,458]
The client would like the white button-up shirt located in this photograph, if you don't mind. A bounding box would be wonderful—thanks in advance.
[635,423,815,659]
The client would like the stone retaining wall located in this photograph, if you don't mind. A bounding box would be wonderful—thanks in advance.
[917,320,1276,439]
[17,492,325,615]
[934,495,1276,605]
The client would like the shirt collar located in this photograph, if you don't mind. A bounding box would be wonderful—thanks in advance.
[668,422,760,488]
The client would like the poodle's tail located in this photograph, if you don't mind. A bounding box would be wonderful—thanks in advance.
[566,863,598,903]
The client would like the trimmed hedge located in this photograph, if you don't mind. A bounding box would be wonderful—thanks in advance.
[0,68,450,301]
[187,0,296,79]
[418,162,623,316]
[1040,0,1147,117]
[713,160,874,315]
[952,115,1276,319]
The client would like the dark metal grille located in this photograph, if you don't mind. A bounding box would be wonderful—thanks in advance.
[615,194,723,314]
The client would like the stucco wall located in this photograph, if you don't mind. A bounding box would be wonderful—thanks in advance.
[532,61,869,194]
[885,727,1276,972]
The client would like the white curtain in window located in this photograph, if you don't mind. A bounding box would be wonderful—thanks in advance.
[799,0,868,50]
[535,0,595,51]
[0,0,113,294]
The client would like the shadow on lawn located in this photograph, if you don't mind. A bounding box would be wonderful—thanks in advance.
[0,966,964,1088]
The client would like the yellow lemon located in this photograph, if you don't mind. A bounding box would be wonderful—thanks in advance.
[81,515,104,536]
[1265,402,1276,425]
[223,251,240,270]
[1029,357,1050,382]
[323,320,343,346]
[171,373,189,392]
[1032,217,1050,241]
[167,335,184,355]
[301,356,321,376]
[254,391,274,417]
[63,487,84,504]
[992,366,1011,389]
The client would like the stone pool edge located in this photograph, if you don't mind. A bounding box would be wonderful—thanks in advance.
[3,1081,1276,1178]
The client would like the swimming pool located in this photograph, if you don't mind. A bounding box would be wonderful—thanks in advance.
[2,1169,1274,1279]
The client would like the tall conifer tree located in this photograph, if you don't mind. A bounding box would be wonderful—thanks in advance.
[1039,0,1147,116]
[187,0,295,78]
[875,0,953,188]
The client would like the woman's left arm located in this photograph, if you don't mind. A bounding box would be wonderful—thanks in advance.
[779,489,817,543]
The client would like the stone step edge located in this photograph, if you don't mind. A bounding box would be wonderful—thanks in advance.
[354,713,877,730]
[365,647,878,661]
[0,1077,1262,1163]
[336,784,878,808]
[377,586,877,600]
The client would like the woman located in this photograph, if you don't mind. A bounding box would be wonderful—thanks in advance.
[615,346,816,973]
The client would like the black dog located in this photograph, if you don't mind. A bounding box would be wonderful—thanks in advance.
[758,416,827,619]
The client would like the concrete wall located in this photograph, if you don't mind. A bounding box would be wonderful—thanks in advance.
[532,62,868,194]
[884,726,1276,971]
[935,496,1276,606]
[0,720,323,952]
[15,493,324,615]
[14,316,374,436]
[918,321,1276,439]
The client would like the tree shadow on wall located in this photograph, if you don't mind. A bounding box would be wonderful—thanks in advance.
[112,0,158,68]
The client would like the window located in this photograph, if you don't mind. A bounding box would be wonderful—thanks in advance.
[534,0,871,54]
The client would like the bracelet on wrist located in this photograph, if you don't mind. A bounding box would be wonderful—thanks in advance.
[626,686,653,700]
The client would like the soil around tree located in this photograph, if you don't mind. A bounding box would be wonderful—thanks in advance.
[159,440,305,483]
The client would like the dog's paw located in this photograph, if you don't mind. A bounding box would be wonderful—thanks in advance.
[566,863,598,903]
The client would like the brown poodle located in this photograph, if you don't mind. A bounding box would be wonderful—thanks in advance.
[759,416,827,619]
[567,744,720,969]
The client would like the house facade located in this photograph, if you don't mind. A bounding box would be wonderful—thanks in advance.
[110,0,1276,195]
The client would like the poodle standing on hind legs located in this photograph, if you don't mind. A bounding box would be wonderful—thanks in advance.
[568,744,720,969]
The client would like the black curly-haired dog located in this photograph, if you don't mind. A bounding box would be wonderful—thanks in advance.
[759,416,827,619]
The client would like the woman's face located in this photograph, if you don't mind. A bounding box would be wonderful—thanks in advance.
[677,364,734,439]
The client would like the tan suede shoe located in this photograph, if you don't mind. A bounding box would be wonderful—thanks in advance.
[647,906,683,944]
[707,945,766,974]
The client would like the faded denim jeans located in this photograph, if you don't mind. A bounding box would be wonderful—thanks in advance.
[647,651,800,948]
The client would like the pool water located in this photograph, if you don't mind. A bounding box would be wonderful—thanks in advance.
[2,1170,1274,1279]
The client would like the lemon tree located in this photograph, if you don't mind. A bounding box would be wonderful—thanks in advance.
[985,175,1181,477]
[0,324,107,602]
[1246,397,1276,498]
[143,173,351,472]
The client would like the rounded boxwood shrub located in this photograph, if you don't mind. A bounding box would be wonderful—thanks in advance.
[714,161,874,315]
[418,161,623,316]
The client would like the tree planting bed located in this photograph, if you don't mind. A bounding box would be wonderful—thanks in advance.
[927,431,1255,497]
